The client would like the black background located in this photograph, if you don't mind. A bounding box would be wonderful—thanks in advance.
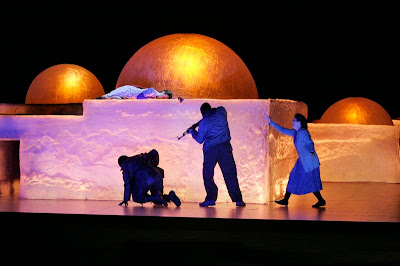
[1,1,399,121]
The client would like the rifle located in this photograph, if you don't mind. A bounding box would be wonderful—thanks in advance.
[177,121,201,140]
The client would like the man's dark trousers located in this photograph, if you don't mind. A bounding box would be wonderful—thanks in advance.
[202,141,243,202]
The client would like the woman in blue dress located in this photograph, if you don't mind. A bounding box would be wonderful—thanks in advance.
[266,113,326,208]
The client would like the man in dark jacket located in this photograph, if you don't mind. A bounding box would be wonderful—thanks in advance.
[118,149,181,207]
[188,103,246,207]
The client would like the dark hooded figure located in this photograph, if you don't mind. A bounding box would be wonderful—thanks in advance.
[118,149,181,207]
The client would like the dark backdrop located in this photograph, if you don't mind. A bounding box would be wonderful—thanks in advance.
[1,1,398,121]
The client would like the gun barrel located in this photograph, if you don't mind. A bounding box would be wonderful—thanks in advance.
[177,120,201,140]
[177,132,187,140]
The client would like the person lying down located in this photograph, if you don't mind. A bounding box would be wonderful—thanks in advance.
[99,85,173,99]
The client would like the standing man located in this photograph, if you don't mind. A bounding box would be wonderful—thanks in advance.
[188,103,246,207]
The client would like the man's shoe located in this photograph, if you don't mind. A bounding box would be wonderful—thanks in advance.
[168,190,181,207]
[312,199,326,208]
[199,200,216,207]
[275,199,288,206]
[236,201,246,207]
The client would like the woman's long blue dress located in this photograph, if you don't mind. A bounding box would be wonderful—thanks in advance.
[286,132,323,195]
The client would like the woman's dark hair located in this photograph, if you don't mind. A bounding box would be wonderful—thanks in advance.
[162,90,173,99]
[294,113,308,130]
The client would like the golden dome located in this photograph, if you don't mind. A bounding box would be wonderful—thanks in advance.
[116,33,258,99]
[320,97,393,125]
[26,64,105,104]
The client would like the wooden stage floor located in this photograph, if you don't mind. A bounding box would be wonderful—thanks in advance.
[1,182,399,265]
[1,182,399,223]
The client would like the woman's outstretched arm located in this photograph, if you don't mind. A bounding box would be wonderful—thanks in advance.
[265,115,296,137]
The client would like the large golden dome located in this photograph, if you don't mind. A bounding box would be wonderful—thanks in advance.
[320,97,393,125]
[116,33,258,99]
[26,64,105,104]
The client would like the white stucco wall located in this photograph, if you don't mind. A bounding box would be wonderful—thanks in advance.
[0,99,306,203]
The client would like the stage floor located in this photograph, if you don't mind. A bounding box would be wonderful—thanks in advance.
[1,182,399,223]
[1,182,399,265]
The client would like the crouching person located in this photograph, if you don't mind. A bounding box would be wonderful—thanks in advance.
[118,149,181,207]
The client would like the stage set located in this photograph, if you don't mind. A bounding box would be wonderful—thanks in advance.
[1,34,399,264]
